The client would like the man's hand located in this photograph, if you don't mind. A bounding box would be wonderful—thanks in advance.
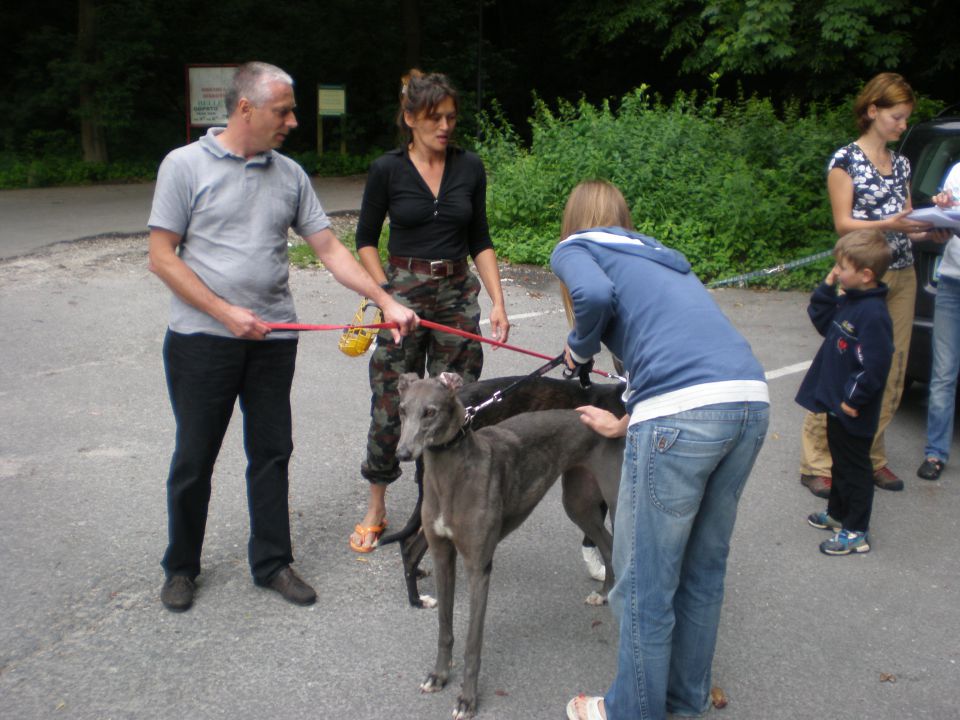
[576,405,628,438]
[933,189,958,208]
[379,297,418,344]
[220,305,272,340]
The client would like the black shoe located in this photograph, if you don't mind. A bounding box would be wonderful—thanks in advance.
[917,458,944,481]
[262,566,316,606]
[160,576,195,612]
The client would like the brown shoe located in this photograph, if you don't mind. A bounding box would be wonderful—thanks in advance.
[160,576,195,612]
[262,566,316,606]
[800,474,831,498]
[873,466,904,491]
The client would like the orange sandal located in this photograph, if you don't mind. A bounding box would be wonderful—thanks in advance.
[349,521,387,553]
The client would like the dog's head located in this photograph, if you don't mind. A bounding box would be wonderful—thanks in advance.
[396,372,467,460]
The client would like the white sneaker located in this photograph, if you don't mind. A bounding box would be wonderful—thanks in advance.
[581,545,606,582]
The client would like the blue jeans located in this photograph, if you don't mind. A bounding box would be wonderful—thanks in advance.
[604,402,769,720]
[925,274,960,464]
[161,330,298,585]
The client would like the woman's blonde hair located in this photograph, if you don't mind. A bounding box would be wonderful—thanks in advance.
[560,180,633,241]
[558,180,634,326]
[853,72,914,132]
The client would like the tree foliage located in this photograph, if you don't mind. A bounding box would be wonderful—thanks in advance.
[564,0,957,96]
[0,0,955,170]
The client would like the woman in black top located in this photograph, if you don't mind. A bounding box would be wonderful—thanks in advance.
[349,70,510,552]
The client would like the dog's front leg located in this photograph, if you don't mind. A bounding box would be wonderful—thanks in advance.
[420,536,456,693]
[455,558,493,720]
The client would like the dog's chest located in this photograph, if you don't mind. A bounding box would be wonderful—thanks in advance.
[431,513,455,539]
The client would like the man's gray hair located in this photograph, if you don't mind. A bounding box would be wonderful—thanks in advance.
[225,62,294,115]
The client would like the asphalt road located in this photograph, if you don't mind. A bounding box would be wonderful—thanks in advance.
[0,182,958,720]
[0,175,368,260]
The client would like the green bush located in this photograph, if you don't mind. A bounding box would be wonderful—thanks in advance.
[0,153,157,189]
[477,87,871,289]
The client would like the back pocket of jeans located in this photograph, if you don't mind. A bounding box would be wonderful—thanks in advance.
[648,427,728,516]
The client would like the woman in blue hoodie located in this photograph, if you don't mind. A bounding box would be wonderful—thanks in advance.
[556,181,769,720]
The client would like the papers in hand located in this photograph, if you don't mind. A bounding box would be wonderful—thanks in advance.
[908,206,960,231]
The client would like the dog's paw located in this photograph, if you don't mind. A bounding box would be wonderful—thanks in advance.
[420,673,447,693]
[584,591,608,606]
[453,695,477,719]
[419,593,438,609]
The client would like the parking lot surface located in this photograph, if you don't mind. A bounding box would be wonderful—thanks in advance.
[1,224,958,719]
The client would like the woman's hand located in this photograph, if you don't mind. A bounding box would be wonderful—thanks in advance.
[886,208,932,235]
[921,228,955,244]
[575,405,628,438]
[488,304,510,344]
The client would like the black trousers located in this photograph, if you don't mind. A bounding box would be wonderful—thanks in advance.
[161,330,298,584]
[825,414,875,533]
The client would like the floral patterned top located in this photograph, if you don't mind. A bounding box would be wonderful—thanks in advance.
[827,142,913,269]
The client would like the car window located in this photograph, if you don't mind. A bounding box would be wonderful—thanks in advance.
[911,135,960,204]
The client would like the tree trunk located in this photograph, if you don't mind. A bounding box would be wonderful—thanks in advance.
[78,0,108,163]
[401,0,420,71]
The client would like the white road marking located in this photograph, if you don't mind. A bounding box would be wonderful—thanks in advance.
[765,361,813,380]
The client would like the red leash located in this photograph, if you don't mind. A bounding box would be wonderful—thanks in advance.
[265,319,623,380]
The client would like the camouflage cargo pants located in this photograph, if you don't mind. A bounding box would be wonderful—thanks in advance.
[361,265,484,483]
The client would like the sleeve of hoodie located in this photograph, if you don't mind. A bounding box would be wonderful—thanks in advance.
[550,242,616,362]
[807,282,839,337]
[844,311,894,410]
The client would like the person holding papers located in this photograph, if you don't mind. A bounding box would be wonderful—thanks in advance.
[917,162,960,481]
[798,73,940,499]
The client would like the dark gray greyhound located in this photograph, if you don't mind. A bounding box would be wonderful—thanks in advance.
[395,372,624,720]
[381,373,626,608]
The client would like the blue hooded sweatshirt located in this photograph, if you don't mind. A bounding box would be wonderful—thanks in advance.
[551,227,768,421]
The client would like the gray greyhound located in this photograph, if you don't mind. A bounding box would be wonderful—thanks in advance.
[381,373,627,608]
[396,372,624,720]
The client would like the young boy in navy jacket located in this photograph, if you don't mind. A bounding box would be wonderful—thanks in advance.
[796,229,893,555]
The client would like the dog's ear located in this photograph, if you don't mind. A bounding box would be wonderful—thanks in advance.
[437,372,464,392]
[398,373,420,395]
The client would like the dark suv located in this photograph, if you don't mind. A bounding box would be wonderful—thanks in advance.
[900,111,960,385]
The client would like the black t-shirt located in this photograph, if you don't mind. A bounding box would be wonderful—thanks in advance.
[355,146,494,260]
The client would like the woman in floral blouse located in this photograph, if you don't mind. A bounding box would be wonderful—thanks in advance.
[799,73,939,498]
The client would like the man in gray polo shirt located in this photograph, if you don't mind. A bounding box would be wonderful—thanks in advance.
[148,62,417,612]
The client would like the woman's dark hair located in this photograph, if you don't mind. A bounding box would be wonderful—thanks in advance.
[396,69,459,145]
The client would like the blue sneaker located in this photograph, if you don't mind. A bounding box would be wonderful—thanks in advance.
[820,529,870,556]
[807,511,842,531]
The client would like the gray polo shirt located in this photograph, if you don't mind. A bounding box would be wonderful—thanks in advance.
[148,128,331,338]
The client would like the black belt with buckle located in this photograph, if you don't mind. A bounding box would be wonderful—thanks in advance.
[389,255,469,278]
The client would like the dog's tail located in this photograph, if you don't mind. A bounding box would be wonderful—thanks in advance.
[378,461,424,546]
[378,506,420,546]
